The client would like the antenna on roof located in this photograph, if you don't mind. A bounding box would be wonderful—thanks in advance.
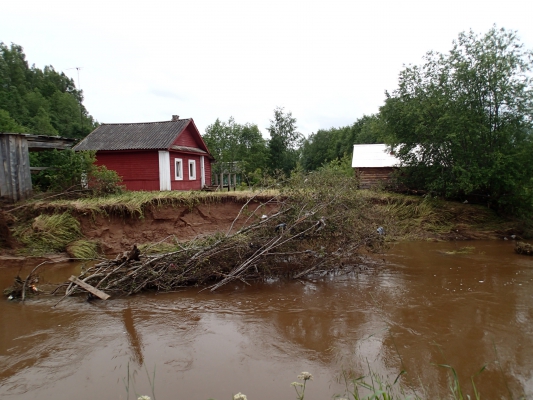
[67,67,84,128]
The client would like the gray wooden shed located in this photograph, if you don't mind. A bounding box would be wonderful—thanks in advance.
[0,133,76,202]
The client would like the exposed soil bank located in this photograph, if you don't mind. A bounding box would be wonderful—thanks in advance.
[0,190,529,260]
[77,200,278,255]
[1,194,280,259]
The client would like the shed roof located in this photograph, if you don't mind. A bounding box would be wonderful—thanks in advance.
[352,144,399,168]
[0,132,76,150]
[73,119,192,151]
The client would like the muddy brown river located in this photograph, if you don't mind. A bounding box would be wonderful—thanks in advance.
[1,240,532,399]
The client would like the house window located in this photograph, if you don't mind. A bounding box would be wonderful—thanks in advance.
[189,160,196,180]
[175,158,183,180]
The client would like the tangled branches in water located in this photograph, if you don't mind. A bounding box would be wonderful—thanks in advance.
[52,169,387,299]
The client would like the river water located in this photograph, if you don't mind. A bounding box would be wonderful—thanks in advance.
[1,240,532,399]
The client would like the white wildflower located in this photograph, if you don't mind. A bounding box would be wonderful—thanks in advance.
[233,392,247,400]
[291,382,304,387]
[297,371,313,381]
[137,396,151,400]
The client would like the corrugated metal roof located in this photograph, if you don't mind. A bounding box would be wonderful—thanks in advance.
[352,144,400,168]
[73,119,190,151]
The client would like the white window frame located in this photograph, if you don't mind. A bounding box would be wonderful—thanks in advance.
[188,159,196,180]
[175,158,183,180]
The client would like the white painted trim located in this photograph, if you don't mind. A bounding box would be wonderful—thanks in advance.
[175,158,183,180]
[158,151,171,191]
[188,159,196,180]
[200,156,205,187]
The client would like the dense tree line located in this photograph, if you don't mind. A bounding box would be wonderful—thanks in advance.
[205,108,383,183]
[204,107,306,184]
[381,26,533,214]
[0,42,96,138]
[301,114,385,171]
[203,117,269,184]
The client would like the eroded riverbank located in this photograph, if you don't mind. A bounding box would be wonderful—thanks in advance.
[1,190,529,263]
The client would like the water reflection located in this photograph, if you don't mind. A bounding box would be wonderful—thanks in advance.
[122,306,144,366]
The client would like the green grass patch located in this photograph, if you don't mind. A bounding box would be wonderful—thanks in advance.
[28,189,280,218]
[66,239,100,259]
[14,212,81,255]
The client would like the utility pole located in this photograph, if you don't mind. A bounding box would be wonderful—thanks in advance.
[67,67,83,129]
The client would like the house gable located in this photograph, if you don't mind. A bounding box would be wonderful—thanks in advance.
[170,120,212,157]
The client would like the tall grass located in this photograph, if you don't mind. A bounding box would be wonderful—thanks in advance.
[66,239,100,259]
[14,212,81,255]
[29,189,280,218]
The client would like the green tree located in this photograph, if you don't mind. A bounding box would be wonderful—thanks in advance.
[301,114,385,171]
[31,106,58,135]
[203,117,269,185]
[267,107,303,175]
[381,26,533,214]
[0,42,96,138]
[0,109,25,132]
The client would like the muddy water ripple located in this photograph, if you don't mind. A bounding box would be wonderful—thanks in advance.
[1,240,532,399]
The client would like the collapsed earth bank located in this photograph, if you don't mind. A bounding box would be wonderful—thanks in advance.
[0,190,529,263]
[78,200,279,255]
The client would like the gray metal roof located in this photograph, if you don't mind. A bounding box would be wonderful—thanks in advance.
[73,119,191,151]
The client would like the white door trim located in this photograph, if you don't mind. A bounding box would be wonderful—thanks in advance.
[158,151,171,191]
[200,156,205,187]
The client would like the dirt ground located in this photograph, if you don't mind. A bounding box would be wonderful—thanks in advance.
[76,200,278,255]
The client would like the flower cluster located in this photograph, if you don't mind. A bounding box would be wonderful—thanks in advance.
[297,371,313,381]
[233,392,248,400]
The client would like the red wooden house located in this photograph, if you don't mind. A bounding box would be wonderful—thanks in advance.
[74,115,214,191]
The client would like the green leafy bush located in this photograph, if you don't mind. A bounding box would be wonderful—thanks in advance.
[31,149,123,195]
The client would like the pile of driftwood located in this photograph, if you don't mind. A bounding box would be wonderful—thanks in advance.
[515,241,533,255]
[9,173,385,301]
[53,191,382,301]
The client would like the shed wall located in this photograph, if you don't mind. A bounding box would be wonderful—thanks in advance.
[355,167,396,189]
[0,135,32,201]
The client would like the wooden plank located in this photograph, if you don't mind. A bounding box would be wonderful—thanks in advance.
[68,276,111,300]
[0,136,10,198]
[18,136,32,200]
[27,141,74,150]
[8,135,17,200]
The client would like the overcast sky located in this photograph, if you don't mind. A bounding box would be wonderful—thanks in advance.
[2,0,533,137]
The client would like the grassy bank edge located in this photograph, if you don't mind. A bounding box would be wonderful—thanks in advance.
[2,188,531,258]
